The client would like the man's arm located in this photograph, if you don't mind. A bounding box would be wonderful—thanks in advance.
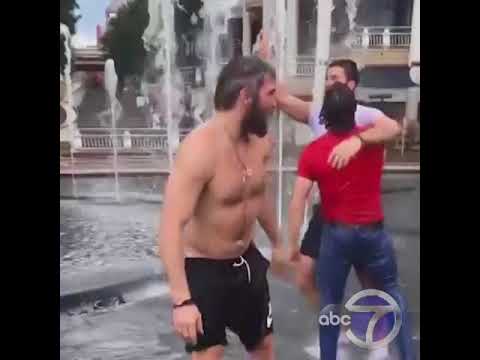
[288,176,314,261]
[256,137,292,279]
[158,134,213,304]
[275,83,312,124]
[328,113,401,169]
[257,137,281,248]
[256,30,312,124]
[359,114,402,145]
[257,177,281,248]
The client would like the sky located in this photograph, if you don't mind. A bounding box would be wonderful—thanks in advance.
[72,0,110,48]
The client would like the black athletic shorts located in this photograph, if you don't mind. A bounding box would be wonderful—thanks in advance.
[300,203,324,259]
[184,244,273,353]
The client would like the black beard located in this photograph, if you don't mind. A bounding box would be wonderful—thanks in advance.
[240,98,268,140]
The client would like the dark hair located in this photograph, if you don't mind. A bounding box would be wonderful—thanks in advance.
[322,82,357,133]
[328,59,359,87]
[214,56,276,111]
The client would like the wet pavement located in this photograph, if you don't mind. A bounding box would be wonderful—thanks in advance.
[60,173,420,359]
[60,201,160,276]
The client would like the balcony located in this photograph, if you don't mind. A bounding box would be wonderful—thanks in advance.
[290,27,412,78]
[350,27,411,49]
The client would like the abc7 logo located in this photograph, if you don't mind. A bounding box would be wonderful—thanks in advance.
[319,289,402,349]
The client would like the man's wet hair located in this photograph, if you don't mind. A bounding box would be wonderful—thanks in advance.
[323,82,357,134]
[328,59,359,87]
[214,56,276,111]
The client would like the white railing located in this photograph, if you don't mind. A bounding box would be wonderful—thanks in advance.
[290,27,411,77]
[294,56,316,77]
[350,26,411,49]
[73,127,194,152]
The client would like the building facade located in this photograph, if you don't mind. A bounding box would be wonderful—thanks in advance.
[63,0,420,163]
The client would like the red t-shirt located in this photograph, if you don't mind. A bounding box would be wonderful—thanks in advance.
[298,126,384,224]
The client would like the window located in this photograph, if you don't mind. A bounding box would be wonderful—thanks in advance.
[297,0,317,56]
[359,66,416,89]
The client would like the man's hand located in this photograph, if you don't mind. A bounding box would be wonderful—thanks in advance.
[328,135,362,170]
[172,304,204,345]
[288,243,301,263]
[271,243,291,280]
[275,81,290,103]
[257,29,271,62]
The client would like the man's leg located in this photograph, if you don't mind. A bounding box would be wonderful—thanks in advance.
[353,266,390,359]
[297,204,323,308]
[295,254,319,308]
[192,346,224,360]
[359,228,416,360]
[185,260,229,358]
[316,224,353,360]
[247,333,275,360]
[229,246,275,360]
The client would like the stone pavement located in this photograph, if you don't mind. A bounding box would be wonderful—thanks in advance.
[60,173,420,359]
[60,273,418,360]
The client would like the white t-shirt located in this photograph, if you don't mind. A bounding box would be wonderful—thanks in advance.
[308,103,384,138]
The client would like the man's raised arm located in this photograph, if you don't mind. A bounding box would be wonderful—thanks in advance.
[275,83,313,124]
[256,30,312,124]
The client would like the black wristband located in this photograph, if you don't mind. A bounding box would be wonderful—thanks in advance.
[173,298,195,309]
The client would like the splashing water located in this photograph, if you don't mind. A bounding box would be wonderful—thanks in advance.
[142,0,177,164]
[142,0,244,164]
[104,59,122,201]
[202,0,243,116]
[345,0,359,31]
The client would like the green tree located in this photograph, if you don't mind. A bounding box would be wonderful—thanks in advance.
[101,0,149,96]
[60,0,81,75]
[60,0,81,34]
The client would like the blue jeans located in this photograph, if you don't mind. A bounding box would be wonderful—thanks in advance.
[316,223,416,360]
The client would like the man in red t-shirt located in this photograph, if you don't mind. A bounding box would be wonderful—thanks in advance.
[297,126,384,226]
[288,83,415,360]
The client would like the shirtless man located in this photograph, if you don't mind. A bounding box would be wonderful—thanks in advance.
[159,56,285,360]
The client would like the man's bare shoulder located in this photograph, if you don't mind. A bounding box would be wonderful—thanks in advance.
[181,122,217,148]
[174,122,218,177]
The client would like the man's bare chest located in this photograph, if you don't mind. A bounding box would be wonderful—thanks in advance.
[209,148,268,205]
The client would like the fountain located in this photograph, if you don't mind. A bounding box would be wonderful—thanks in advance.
[345,0,359,31]
[261,0,289,226]
[60,22,78,198]
[202,1,243,115]
[60,3,420,359]
[313,0,334,104]
[142,0,247,169]
[104,59,121,202]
